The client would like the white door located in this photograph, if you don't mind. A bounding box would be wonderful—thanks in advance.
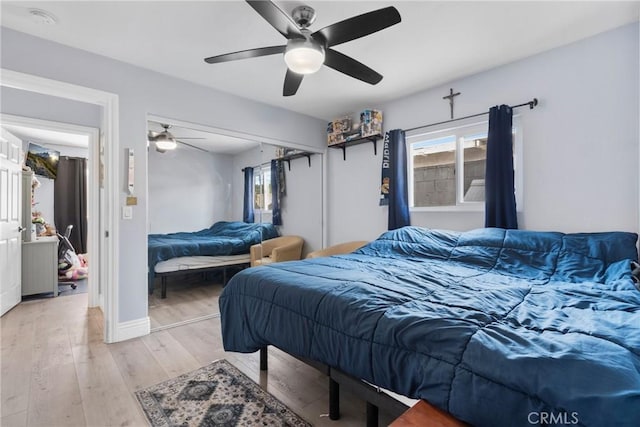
[97,131,105,309]
[0,130,23,316]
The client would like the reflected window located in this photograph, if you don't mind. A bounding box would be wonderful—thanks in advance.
[253,167,272,212]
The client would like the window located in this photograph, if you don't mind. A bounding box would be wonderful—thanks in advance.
[253,167,272,212]
[407,119,522,210]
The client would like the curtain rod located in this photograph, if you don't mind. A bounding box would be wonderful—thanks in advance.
[241,161,271,172]
[404,98,538,133]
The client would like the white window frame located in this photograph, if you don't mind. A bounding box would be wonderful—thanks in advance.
[407,116,523,212]
[253,165,272,214]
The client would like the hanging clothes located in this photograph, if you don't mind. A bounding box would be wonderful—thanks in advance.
[270,160,282,226]
[277,159,286,198]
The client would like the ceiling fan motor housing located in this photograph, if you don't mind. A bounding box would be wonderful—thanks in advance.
[292,5,316,28]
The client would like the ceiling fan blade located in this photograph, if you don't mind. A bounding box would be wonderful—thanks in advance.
[172,137,206,140]
[245,0,303,39]
[283,70,304,96]
[177,140,209,152]
[312,6,401,47]
[324,49,382,85]
[205,45,286,64]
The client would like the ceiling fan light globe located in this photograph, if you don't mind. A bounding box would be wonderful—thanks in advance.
[284,41,324,74]
[155,135,177,151]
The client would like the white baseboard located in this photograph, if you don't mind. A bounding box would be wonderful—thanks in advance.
[150,313,220,333]
[114,316,150,342]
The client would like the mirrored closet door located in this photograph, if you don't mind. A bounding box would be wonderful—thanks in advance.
[255,144,323,260]
[147,121,323,330]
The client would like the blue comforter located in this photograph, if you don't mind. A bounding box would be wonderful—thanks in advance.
[219,226,640,426]
[147,221,278,293]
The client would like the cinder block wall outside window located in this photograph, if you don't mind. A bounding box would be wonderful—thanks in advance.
[413,159,485,206]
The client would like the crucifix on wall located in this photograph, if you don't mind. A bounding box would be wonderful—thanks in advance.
[442,88,461,119]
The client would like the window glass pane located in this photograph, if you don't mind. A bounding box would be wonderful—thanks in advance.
[411,135,456,207]
[409,121,520,209]
[253,172,264,210]
[264,170,272,211]
[462,134,487,202]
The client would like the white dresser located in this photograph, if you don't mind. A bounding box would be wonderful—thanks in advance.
[22,236,58,297]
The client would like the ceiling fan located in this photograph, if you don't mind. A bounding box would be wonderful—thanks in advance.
[204,1,401,96]
[147,124,206,153]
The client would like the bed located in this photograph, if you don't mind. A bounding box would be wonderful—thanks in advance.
[219,226,640,426]
[148,221,279,297]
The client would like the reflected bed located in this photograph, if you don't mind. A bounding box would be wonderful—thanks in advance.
[148,221,278,296]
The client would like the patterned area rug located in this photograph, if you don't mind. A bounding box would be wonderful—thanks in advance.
[135,359,310,427]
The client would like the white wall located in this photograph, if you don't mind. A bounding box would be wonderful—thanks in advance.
[273,149,323,255]
[327,23,639,245]
[148,145,233,234]
[1,27,327,324]
[1,86,101,128]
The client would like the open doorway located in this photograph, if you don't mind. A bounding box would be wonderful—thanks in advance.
[1,69,119,343]
[1,114,102,308]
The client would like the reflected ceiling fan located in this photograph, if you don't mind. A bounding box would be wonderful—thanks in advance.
[147,124,207,153]
[204,1,401,96]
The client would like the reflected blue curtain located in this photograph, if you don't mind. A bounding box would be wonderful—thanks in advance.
[485,105,518,229]
[388,129,410,230]
[243,168,254,223]
[271,160,282,226]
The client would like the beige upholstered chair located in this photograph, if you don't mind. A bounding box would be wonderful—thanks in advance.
[250,235,304,267]
[306,241,368,259]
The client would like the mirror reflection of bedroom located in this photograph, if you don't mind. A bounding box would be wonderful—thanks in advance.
[147,119,322,330]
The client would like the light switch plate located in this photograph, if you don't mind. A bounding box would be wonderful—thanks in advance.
[122,206,133,220]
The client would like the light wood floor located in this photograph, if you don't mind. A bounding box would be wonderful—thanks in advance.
[148,274,224,329]
[1,293,394,426]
